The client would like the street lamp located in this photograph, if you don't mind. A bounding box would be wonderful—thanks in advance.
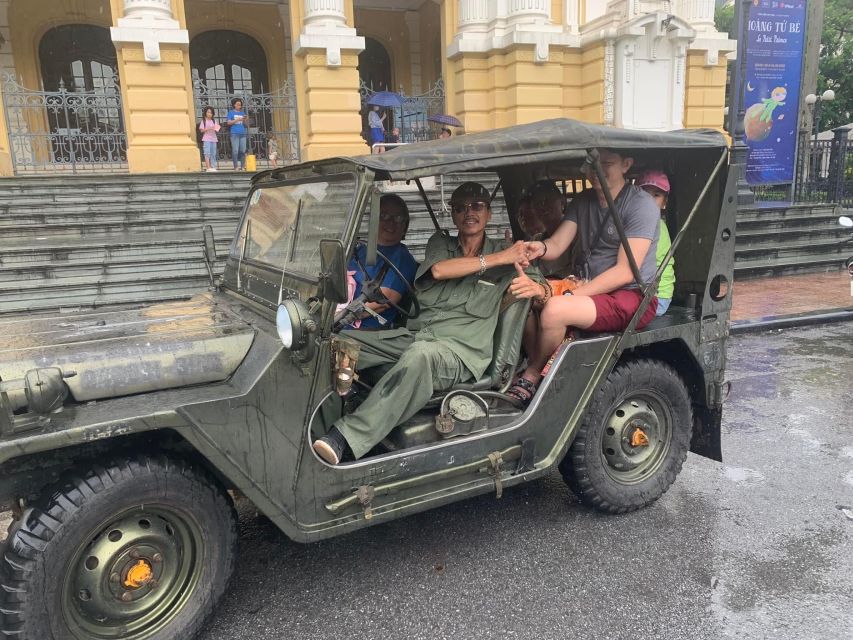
[805,89,836,140]
[804,90,836,194]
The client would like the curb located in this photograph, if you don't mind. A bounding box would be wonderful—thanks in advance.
[730,308,853,334]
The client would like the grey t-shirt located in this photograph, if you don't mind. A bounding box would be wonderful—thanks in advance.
[562,184,659,288]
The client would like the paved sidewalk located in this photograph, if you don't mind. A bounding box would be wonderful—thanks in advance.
[731,270,852,327]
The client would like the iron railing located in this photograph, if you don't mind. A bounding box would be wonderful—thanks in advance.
[1,70,128,174]
[192,78,300,169]
[762,127,852,206]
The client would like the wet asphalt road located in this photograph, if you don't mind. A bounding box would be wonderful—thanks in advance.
[197,322,853,640]
[0,324,850,639]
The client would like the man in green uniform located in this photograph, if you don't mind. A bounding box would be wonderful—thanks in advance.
[313,182,545,464]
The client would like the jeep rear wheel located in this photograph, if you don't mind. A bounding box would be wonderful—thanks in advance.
[560,360,692,514]
[0,456,237,640]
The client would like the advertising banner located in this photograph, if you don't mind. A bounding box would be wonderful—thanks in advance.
[742,0,807,185]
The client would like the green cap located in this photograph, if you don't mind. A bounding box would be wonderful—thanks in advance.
[450,181,490,204]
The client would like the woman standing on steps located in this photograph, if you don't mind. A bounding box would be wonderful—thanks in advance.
[226,98,249,170]
[198,106,220,172]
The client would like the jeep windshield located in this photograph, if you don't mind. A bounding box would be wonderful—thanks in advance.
[228,174,357,279]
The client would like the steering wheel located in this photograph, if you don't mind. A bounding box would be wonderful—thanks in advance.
[334,241,420,331]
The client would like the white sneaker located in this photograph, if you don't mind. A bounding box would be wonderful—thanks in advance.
[207,167,217,172]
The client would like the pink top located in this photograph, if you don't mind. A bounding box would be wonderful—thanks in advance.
[199,119,220,143]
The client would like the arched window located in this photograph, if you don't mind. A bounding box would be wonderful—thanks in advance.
[39,25,117,92]
[190,30,270,94]
[358,37,392,92]
[37,25,126,167]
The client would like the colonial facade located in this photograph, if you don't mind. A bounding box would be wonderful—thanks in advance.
[0,0,734,175]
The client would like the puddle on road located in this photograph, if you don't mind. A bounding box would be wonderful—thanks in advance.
[723,466,766,484]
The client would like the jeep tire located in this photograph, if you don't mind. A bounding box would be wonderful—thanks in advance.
[560,359,692,514]
[0,455,237,640]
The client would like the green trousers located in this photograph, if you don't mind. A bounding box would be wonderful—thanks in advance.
[335,329,472,459]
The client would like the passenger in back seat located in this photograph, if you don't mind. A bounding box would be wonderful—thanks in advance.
[312,182,544,465]
[636,170,676,316]
[507,149,660,405]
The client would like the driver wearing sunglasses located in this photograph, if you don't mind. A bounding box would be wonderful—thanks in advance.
[346,194,418,329]
[313,181,545,465]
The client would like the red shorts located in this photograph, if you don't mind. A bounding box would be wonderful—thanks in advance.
[587,289,658,333]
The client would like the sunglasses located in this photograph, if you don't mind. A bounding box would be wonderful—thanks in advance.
[379,212,407,223]
[451,201,489,215]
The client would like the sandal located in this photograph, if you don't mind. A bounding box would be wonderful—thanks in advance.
[506,376,537,406]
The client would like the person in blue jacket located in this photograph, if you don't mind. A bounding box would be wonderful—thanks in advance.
[226,98,249,170]
[348,194,417,329]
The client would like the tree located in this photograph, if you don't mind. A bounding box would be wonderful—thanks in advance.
[817,0,853,130]
[714,2,735,39]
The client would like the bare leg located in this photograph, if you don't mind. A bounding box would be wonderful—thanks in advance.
[520,312,541,365]
[519,295,598,384]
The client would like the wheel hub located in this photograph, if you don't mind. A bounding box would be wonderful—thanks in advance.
[63,507,201,639]
[600,395,671,483]
[124,560,154,590]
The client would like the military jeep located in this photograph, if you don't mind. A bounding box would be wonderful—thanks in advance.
[0,119,733,640]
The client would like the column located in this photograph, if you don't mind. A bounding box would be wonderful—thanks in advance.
[507,0,550,25]
[458,0,491,34]
[678,0,716,33]
[292,0,365,160]
[0,0,14,174]
[564,0,580,34]
[110,0,198,173]
[405,11,423,94]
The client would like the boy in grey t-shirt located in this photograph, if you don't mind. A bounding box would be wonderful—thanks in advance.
[506,149,659,405]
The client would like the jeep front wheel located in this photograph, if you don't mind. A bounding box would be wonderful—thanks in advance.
[0,456,237,640]
[559,359,693,514]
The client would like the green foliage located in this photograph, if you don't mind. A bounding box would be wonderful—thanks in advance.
[818,0,853,130]
[714,3,736,39]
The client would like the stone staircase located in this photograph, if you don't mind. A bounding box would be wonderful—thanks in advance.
[0,171,507,315]
[0,173,251,314]
[3,171,846,315]
[735,203,848,279]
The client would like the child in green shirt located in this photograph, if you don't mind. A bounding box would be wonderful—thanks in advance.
[637,170,675,316]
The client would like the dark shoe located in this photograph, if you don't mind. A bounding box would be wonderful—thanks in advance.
[313,426,347,465]
[506,376,537,407]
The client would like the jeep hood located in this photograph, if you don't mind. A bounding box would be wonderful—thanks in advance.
[0,293,255,405]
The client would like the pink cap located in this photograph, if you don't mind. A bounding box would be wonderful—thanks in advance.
[637,170,670,194]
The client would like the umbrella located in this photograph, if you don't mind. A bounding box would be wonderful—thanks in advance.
[367,91,404,107]
[428,114,463,127]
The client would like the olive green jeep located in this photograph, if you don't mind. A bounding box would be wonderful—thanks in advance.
[0,119,733,640]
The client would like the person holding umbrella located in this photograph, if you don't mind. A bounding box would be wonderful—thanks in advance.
[429,114,462,140]
[368,105,387,153]
[366,91,405,154]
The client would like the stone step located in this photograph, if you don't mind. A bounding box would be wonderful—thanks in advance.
[0,200,243,225]
[0,257,212,287]
[0,234,232,268]
[735,236,850,261]
[0,275,211,314]
[734,255,846,279]
[0,216,241,242]
[0,190,246,211]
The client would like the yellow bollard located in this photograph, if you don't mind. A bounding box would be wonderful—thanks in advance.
[245,154,257,172]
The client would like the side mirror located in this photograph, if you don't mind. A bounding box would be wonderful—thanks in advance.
[202,224,217,286]
[318,238,349,304]
[203,224,218,262]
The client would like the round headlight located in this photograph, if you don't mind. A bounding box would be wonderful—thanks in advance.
[276,303,297,349]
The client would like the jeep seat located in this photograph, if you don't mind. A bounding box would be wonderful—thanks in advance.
[446,294,532,393]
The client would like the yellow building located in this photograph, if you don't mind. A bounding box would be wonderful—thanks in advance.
[0,0,734,176]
